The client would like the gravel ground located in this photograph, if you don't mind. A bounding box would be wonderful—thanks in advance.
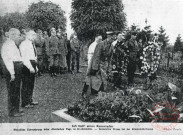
[0,67,86,123]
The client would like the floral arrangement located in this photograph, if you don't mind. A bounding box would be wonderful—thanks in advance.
[67,80,182,122]
[140,41,161,76]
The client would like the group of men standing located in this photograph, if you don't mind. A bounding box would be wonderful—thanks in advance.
[0,27,83,117]
[83,31,143,97]
[34,28,82,77]
[1,28,38,117]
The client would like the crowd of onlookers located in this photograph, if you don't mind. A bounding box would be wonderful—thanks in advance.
[0,27,83,78]
[0,27,84,117]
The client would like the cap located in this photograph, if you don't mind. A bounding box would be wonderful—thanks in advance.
[106,31,115,35]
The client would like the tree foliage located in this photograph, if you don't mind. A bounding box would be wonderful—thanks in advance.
[158,26,169,50]
[26,1,66,32]
[70,0,126,41]
[0,12,28,31]
[174,34,183,52]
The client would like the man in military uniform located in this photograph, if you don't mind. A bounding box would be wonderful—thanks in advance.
[43,31,49,73]
[70,34,82,73]
[0,28,5,77]
[125,32,139,85]
[82,31,116,97]
[35,29,45,76]
[66,38,72,73]
[57,31,68,74]
[48,28,60,77]
[109,33,127,88]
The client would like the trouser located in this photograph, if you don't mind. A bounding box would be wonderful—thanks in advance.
[113,72,122,87]
[82,82,104,96]
[127,60,137,84]
[5,62,23,115]
[59,54,67,72]
[71,51,80,71]
[66,51,71,71]
[49,55,59,74]
[37,55,43,74]
[21,60,37,107]
[43,56,49,73]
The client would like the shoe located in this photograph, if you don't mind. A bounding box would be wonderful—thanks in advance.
[9,112,24,117]
[24,104,34,108]
[69,70,74,74]
[77,70,82,73]
[38,72,43,76]
[53,73,58,77]
[30,101,39,105]
[19,108,24,113]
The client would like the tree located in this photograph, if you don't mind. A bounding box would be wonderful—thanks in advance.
[174,34,183,52]
[70,0,126,41]
[26,1,66,32]
[158,26,170,51]
[124,24,140,42]
[0,12,28,31]
[143,25,153,41]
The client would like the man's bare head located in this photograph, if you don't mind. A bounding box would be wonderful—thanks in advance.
[8,28,21,44]
[25,29,37,41]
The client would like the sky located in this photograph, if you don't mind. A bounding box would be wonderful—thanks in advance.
[0,0,183,44]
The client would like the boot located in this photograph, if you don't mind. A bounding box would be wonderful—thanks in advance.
[72,65,74,71]
[50,66,53,77]
[60,67,64,74]
[53,66,58,77]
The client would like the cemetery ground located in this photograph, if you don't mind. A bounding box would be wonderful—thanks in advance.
[0,64,183,123]
[0,67,86,123]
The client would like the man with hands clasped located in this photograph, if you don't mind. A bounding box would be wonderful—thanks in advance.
[1,28,24,117]
[19,29,39,108]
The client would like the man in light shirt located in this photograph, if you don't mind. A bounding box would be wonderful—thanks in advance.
[19,29,39,108]
[87,34,102,68]
[1,28,24,117]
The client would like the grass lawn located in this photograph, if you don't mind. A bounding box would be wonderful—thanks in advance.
[0,67,86,123]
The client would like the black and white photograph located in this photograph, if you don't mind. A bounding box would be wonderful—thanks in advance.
[0,0,183,134]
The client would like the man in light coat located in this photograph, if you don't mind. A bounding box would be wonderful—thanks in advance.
[82,32,116,97]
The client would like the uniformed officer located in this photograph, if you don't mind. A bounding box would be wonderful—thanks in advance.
[70,34,82,73]
[82,31,116,97]
[1,28,24,117]
[48,28,60,77]
[110,33,126,88]
[0,28,5,77]
[57,31,68,74]
[35,29,45,76]
[125,32,139,85]
[43,31,50,73]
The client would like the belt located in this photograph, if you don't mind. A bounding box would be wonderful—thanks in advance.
[30,60,36,62]
[13,61,23,64]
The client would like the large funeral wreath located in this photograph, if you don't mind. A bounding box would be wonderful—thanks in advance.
[140,41,161,76]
